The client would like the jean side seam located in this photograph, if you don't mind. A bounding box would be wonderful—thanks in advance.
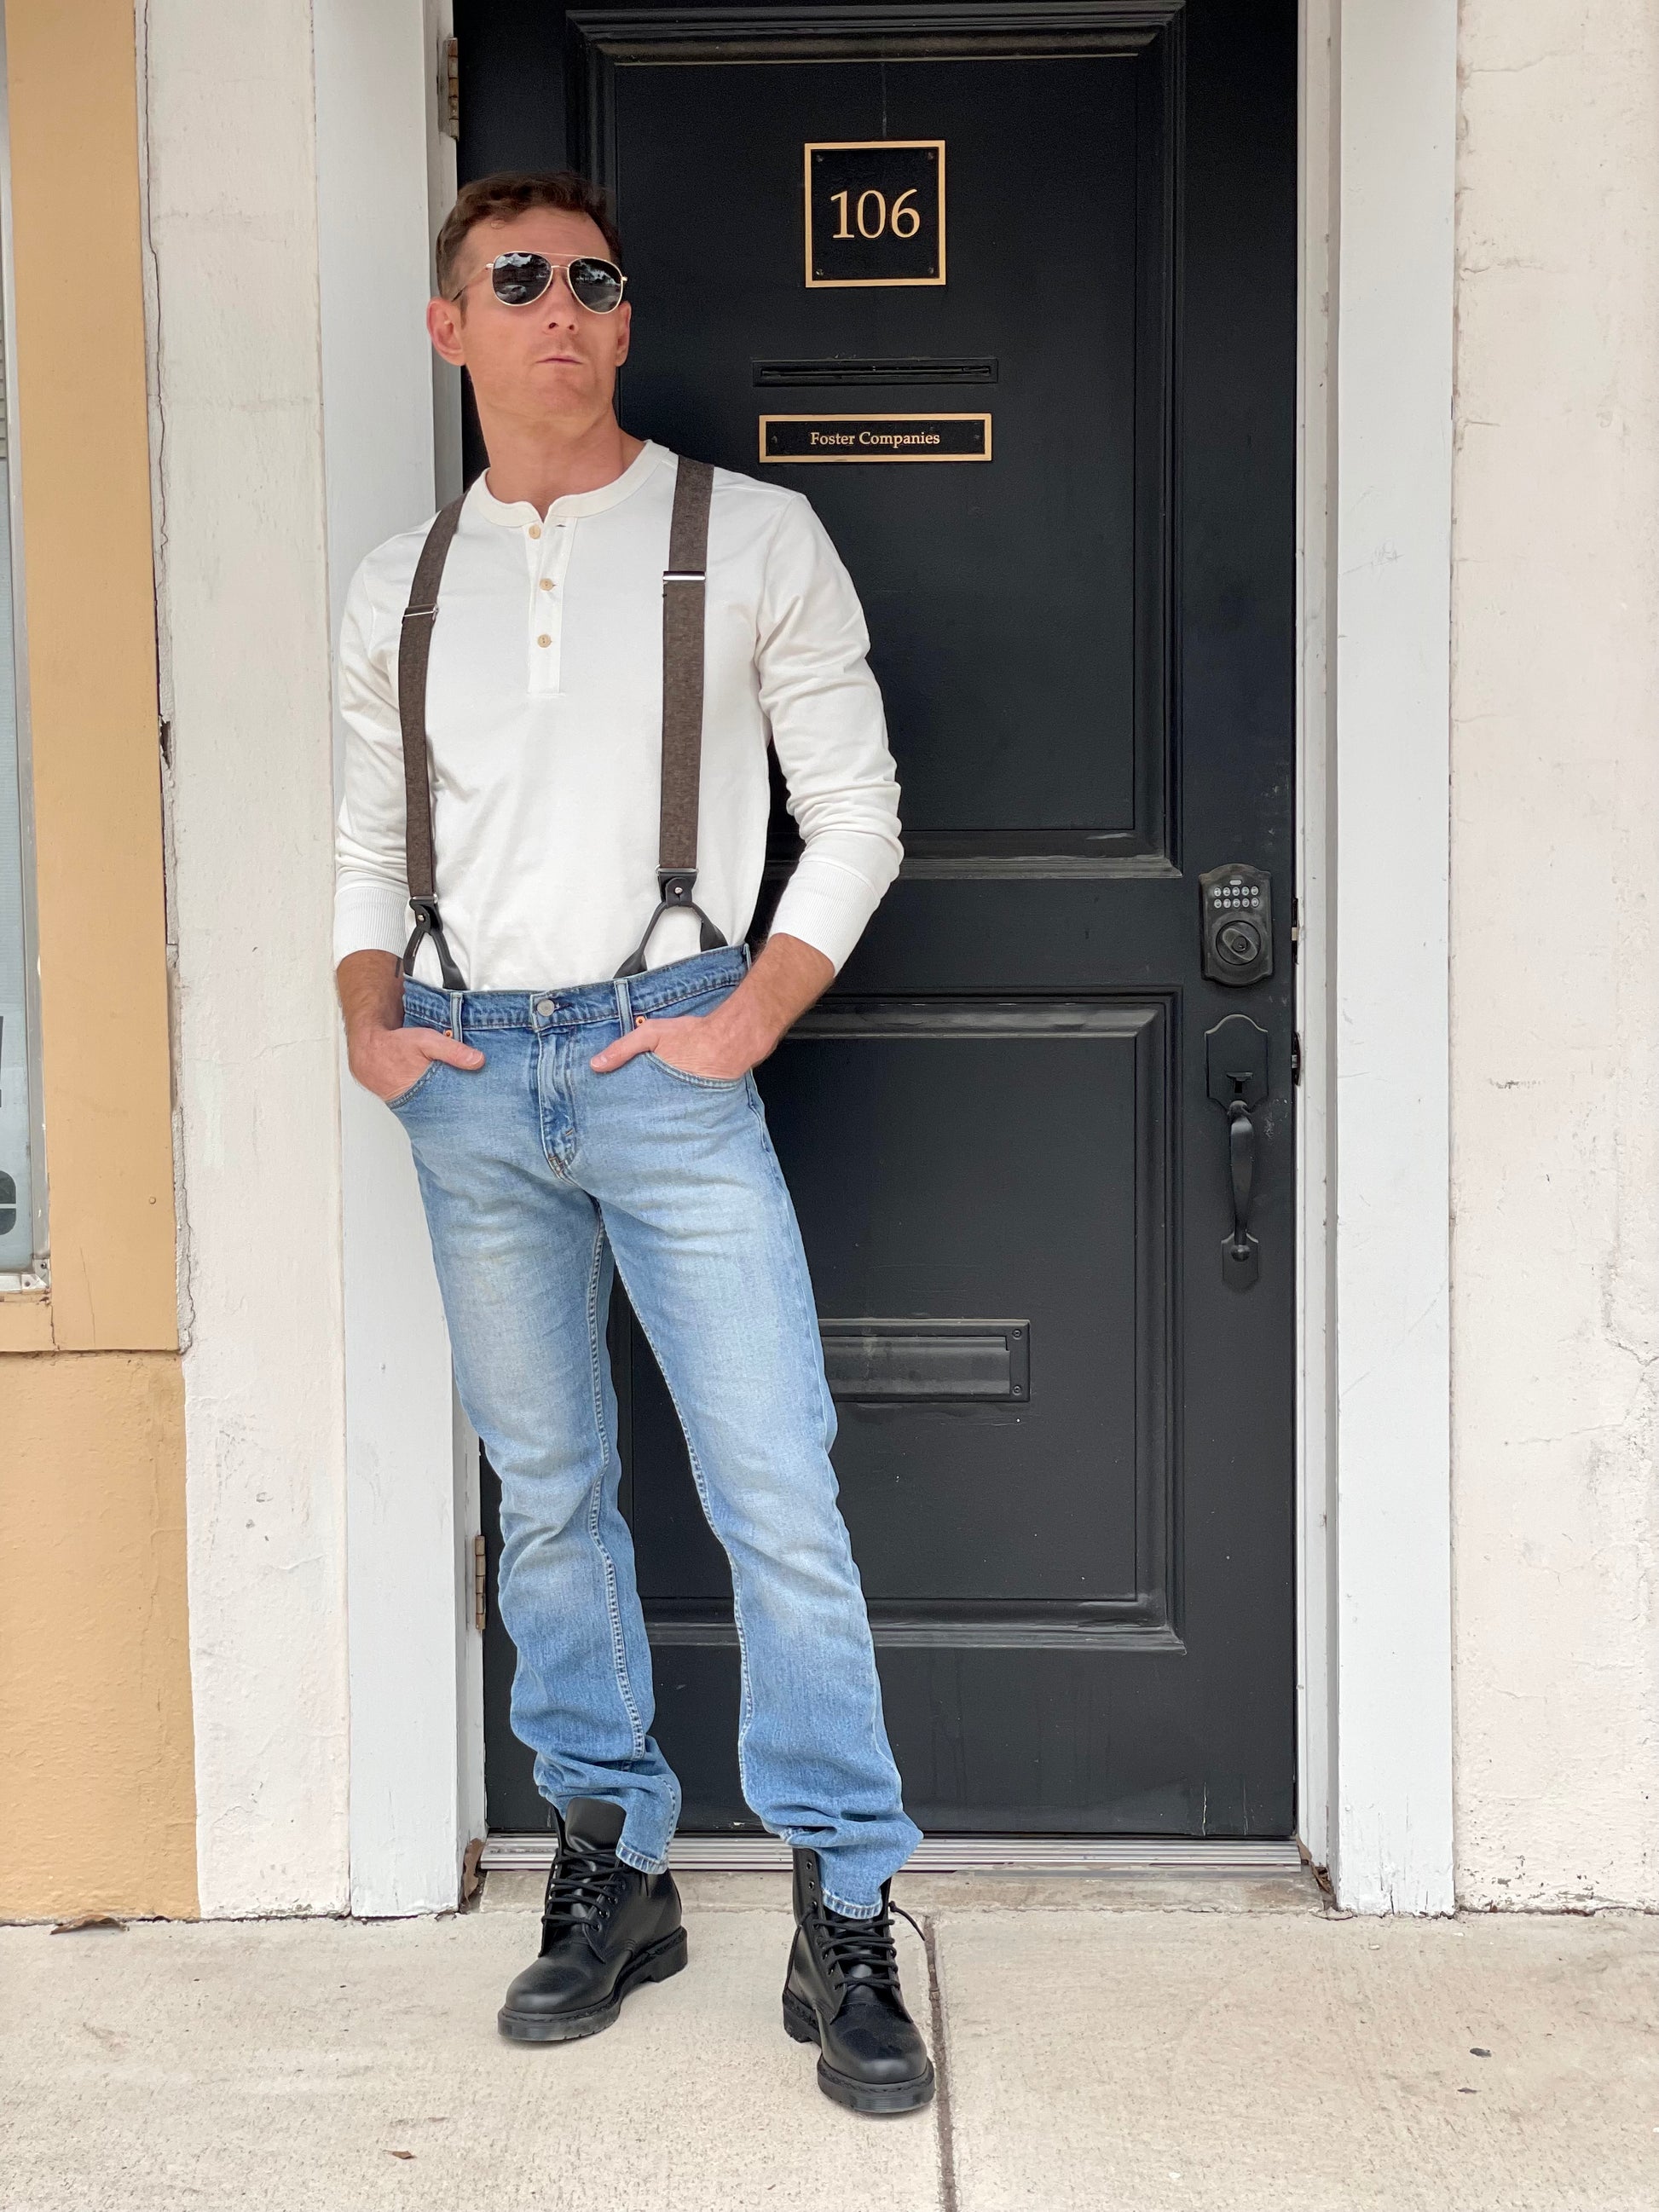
[582,1219,648,1758]
[752,1121,900,1817]
[615,1278,760,1810]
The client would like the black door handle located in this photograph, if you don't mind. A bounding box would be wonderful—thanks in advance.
[1226,1101,1257,1275]
[1205,1016,1269,1291]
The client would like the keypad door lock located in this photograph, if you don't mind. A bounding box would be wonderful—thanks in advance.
[1199,863,1273,986]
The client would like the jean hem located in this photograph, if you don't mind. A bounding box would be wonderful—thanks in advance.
[616,1839,670,1879]
[821,1886,882,1920]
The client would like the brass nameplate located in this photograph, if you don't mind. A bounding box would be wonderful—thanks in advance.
[760,413,991,465]
[804,141,945,289]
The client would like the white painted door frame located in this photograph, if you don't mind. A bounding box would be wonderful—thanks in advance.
[318,0,1455,1916]
[1297,0,1457,1912]
[314,0,480,1920]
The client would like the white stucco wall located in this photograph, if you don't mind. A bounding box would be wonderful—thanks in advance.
[1451,0,1659,1907]
[143,0,350,1915]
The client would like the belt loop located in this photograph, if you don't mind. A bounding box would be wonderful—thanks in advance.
[448,988,464,1041]
[615,972,633,1036]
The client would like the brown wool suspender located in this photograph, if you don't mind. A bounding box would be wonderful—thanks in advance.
[396,456,725,993]
[398,494,466,989]
[615,456,725,978]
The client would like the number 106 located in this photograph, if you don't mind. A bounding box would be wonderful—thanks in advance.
[828,187,922,240]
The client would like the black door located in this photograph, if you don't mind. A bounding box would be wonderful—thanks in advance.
[471,0,1298,1839]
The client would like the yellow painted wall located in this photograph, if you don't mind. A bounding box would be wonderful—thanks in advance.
[0,0,196,1917]
[0,0,177,1353]
[1,1357,196,1920]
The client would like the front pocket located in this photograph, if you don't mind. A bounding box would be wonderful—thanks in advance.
[385,1060,441,1112]
[645,1049,744,1093]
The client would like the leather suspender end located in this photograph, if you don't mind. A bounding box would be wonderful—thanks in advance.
[404,897,465,992]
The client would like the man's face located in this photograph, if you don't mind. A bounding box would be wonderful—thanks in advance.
[427,207,631,430]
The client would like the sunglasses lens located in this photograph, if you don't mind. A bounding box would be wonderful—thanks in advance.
[490,252,553,307]
[568,257,625,313]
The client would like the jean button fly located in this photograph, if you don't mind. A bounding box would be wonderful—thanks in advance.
[535,996,556,1017]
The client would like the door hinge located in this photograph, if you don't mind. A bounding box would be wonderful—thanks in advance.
[1292,1031,1303,1086]
[439,36,460,140]
[472,1532,487,1632]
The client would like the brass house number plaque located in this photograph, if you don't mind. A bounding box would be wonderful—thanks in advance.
[804,141,945,288]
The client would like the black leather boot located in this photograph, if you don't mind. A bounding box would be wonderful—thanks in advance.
[782,1847,935,2114]
[497,1799,686,2043]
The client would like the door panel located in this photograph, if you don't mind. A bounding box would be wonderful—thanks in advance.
[472,0,1298,1839]
[616,53,1152,846]
[633,1002,1170,1624]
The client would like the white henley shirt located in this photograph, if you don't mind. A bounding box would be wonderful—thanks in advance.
[333,441,903,990]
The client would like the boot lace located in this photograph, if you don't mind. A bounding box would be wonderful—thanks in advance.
[542,1840,623,1932]
[818,1898,924,1993]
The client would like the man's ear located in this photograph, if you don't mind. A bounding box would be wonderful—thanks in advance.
[427,294,465,368]
[614,301,631,368]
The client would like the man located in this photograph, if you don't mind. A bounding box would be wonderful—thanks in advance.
[333,170,931,2115]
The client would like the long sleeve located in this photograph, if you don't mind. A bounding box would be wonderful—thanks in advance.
[333,564,413,967]
[758,495,903,973]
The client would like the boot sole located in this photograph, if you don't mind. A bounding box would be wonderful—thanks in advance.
[498,1926,688,2044]
[781,1984,937,2115]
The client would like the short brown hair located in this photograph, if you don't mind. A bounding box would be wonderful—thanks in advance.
[435,170,624,300]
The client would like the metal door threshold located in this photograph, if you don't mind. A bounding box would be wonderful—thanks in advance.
[481,1834,1303,1875]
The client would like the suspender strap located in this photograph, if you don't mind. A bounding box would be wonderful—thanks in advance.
[399,459,725,994]
[398,495,466,991]
[614,456,728,979]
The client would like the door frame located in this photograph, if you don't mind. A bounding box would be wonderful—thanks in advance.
[319,0,1455,1914]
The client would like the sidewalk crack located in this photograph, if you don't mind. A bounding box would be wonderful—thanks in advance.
[920,1912,960,2212]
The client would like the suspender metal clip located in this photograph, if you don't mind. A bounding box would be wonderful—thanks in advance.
[615,869,728,979]
[403,895,466,993]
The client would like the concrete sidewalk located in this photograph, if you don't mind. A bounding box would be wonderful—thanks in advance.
[3,1869,1656,2212]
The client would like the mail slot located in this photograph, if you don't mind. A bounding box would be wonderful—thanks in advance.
[818,1318,1029,1401]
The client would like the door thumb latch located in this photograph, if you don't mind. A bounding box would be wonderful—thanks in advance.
[1205,1015,1269,1291]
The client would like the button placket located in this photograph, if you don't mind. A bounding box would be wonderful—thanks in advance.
[525,517,569,691]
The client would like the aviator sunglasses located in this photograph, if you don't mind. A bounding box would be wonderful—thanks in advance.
[450,250,627,315]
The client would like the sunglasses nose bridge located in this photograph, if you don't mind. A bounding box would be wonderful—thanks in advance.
[542,262,611,320]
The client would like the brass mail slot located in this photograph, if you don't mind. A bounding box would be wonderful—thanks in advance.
[760,412,991,465]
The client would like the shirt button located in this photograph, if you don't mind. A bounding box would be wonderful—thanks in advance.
[539,577,554,592]
[537,633,552,648]
[528,524,542,540]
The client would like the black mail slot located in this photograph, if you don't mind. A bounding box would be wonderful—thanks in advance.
[753,357,998,387]
[818,1318,1029,1401]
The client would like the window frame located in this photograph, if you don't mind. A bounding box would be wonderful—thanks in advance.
[0,11,45,1288]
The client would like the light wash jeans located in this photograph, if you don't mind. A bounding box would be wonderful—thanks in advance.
[390,945,920,1915]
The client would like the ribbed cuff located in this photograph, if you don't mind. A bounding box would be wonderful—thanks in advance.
[333,880,411,967]
[769,854,884,974]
